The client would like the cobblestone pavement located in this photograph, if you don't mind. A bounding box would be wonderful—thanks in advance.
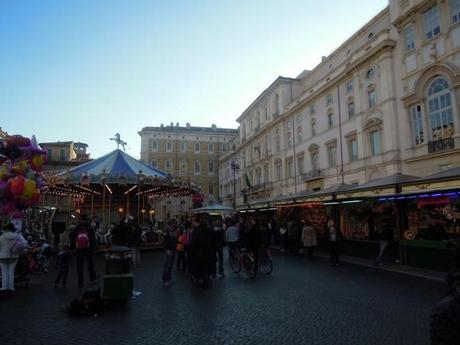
[0,251,444,345]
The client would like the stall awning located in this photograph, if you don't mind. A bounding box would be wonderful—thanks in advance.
[336,174,418,199]
[402,167,460,194]
[190,204,235,215]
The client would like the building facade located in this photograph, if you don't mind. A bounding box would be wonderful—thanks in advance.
[219,0,460,208]
[139,123,238,219]
[39,141,91,177]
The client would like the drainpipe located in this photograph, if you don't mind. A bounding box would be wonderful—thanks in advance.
[337,85,345,184]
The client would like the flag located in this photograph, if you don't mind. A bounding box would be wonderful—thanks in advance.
[244,173,251,187]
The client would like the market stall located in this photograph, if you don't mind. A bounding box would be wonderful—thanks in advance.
[397,168,460,271]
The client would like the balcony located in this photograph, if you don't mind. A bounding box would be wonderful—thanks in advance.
[301,169,323,181]
[247,182,273,194]
[427,137,455,154]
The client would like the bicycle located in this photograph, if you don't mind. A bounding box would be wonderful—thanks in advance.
[229,244,241,273]
[258,246,273,275]
[241,248,257,279]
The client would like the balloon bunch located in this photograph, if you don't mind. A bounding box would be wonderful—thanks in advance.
[0,135,47,218]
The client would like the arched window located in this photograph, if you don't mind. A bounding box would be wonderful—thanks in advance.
[427,78,455,140]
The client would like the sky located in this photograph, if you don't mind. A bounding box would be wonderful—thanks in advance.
[0,0,388,158]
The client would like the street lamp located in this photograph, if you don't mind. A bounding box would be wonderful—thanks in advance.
[230,161,240,209]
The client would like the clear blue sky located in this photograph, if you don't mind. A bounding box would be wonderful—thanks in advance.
[1,0,388,158]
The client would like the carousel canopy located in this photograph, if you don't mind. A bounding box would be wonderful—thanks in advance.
[55,149,168,184]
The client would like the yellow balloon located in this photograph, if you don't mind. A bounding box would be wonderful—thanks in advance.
[32,155,44,169]
[23,178,37,199]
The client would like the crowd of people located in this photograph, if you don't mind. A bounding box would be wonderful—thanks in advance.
[160,215,271,287]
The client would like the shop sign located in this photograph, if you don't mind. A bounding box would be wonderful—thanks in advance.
[417,196,450,207]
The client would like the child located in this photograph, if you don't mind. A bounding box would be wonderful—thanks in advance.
[55,246,71,288]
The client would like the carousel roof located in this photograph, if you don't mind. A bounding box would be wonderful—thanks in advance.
[55,149,168,184]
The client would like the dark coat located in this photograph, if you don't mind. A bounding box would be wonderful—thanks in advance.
[430,285,460,345]
[163,230,178,251]
[380,224,394,241]
[246,223,260,253]
[70,221,96,252]
[129,225,142,247]
[191,224,216,264]
[111,222,131,246]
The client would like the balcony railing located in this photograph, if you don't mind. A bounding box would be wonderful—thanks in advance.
[247,182,273,194]
[428,137,455,154]
[301,169,323,181]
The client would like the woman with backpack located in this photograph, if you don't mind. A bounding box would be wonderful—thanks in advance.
[0,223,28,294]
[70,215,98,288]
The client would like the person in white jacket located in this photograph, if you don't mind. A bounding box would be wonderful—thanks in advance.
[0,223,28,293]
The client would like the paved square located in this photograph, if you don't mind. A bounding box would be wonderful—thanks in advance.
[0,251,443,345]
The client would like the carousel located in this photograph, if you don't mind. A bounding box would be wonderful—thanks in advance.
[45,149,196,223]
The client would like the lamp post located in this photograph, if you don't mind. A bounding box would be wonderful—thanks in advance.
[99,169,109,225]
[137,171,145,223]
[230,161,240,209]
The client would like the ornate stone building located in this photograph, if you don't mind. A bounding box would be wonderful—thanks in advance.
[219,0,460,208]
[139,123,238,219]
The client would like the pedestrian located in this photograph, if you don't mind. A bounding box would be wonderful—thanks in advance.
[326,218,341,266]
[287,216,300,256]
[430,270,460,345]
[70,214,98,288]
[279,223,287,252]
[161,221,177,287]
[129,221,142,268]
[0,223,28,294]
[190,219,216,287]
[225,218,239,258]
[213,220,225,278]
[111,218,131,246]
[183,221,193,274]
[176,229,186,272]
[247,217,261,267]
[54,245,71,288]
[375,218,393,266]
[301,220,317,260]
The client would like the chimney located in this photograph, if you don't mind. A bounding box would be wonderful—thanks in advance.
[321,56,327,62]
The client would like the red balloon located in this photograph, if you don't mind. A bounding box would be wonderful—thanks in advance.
[9,175,25,196]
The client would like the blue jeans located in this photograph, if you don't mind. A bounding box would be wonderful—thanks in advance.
[162,250,175,283]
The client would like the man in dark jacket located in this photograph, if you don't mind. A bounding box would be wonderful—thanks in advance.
[213,220,225,278]
[191,220,216,286]
[70,214,98,288]
[247,217,261,267]
[111,218,131,246]
[375,219,393,266]
[161,221,177,287]
[430,270,460,345]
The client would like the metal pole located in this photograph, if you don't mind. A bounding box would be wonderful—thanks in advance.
[233,164,236,209]
[126,193,129,218]
[292,116,297,193]
[102,183,106,224]
[137,185,140,223]
[90,193,94,219]
[337,85,345,184]
[108,192,111,226]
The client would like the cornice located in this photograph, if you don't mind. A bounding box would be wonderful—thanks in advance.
[235,76,298,123]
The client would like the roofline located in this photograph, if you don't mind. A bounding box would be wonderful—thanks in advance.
[311,6,389,73]
[138,126,239,135]
[235,76,298,123]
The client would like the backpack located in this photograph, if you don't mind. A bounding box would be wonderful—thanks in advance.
[10,238,26,255]
[76,228,90,249]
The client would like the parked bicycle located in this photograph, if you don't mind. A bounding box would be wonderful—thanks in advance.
[258,245,273,275]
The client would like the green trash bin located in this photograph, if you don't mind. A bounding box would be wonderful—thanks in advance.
[103,246,133,301]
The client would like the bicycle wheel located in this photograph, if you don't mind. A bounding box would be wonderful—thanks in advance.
[230,252,241,273]
[260,258,273,275]
[243,254,257,279]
